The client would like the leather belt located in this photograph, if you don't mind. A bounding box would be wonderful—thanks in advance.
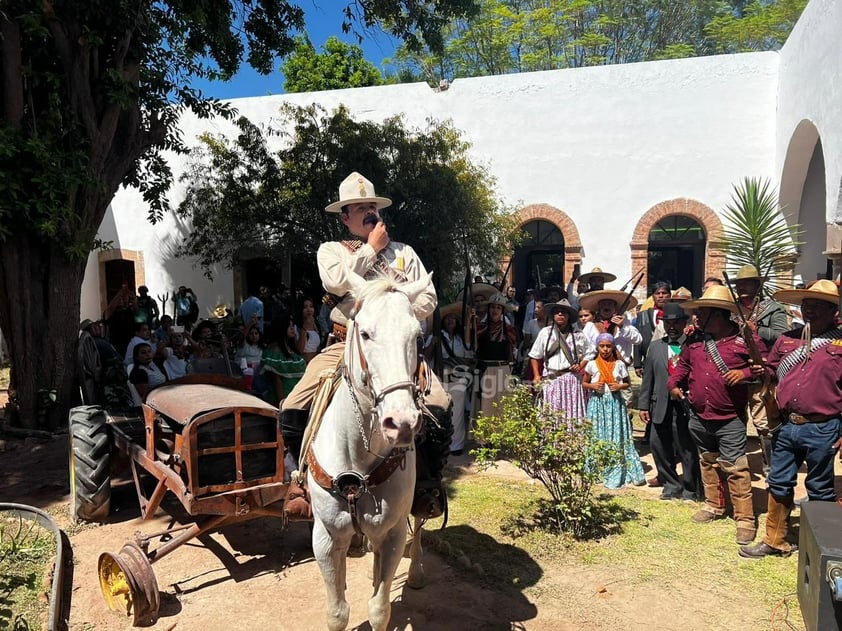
[545,368,572,379]
[787,412,836,425]
[482,360,509,367]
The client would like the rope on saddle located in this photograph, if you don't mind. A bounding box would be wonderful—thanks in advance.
[293,366,343,483]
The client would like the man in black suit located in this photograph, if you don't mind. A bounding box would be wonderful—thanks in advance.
[633,281,672,377]
[638,302,701,500]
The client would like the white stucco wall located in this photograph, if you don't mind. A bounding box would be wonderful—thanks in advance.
[777,0,842,224]
[83,50,780,318]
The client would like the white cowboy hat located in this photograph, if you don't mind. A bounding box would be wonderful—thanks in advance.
[670,286,693,302]
[578,289,638,312]
[680,285,739,313]
[578,267,617,284]
[325,172,392,214]
[773,279,839,307]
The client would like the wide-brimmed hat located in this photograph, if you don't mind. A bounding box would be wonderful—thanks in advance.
[546,298,578,319]
[733,264,762,281]
[773,279,839,307]
[680,285,739,313]
[486,293,514,311]
[662,302,690,321]
[325,172,392,214]
[439,302,463,321]
[578,289,637,312]
[670,287,693,302]
[456,282,498,305]
[578,267,617,284]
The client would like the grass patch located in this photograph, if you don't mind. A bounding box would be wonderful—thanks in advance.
[436,466,803,629]
[0,511,56,631]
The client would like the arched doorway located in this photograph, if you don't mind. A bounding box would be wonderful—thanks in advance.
[630,199,724,299]
[647,215,706,293]
[513,220,566,294]
[511,204,583,299]
[779,119,828,282]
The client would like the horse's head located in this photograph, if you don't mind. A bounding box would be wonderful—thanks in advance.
[347,276,430,448]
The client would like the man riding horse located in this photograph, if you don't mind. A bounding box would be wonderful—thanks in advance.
[280,172,452,531]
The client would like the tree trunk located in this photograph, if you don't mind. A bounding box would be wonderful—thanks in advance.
[0,234,83,430]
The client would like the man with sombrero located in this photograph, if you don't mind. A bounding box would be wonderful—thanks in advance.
[729,264,789,475]
[740,279,842,559]
[279,173,450,535]
[667,285,766,545]
[578,289,642,368]
[577,267,616,293]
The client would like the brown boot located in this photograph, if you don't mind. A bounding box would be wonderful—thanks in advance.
[720,455,756,544]
[739,493,794,558]
[695,451,725,523]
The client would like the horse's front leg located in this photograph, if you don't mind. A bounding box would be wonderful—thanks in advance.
[312,518,351,631]
[406,516,426,589]
[368,517,407,631]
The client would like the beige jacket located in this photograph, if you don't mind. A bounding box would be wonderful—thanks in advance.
[317,240,437,325]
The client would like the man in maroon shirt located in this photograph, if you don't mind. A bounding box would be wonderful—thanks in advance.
[740,279,842,558]
[668,285,765,545]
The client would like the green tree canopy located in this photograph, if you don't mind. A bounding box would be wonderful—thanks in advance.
[0,0,479,428]
[282,36,385,92]
[177,104,518,299]
[387,0,807,84]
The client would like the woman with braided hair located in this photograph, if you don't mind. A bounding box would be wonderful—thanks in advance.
[583,333,645,488]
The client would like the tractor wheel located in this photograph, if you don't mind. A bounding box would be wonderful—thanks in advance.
[69,405,111,522]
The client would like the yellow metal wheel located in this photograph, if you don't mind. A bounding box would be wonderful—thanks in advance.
[98,543,159,626]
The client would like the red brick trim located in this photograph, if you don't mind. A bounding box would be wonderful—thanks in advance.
[507,204,583,286]
[630,199,724,297]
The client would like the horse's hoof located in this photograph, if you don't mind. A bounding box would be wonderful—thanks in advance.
[406,572,426,590]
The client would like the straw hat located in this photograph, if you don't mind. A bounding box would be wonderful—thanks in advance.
[680,285,739,313]
[439,302,463,321]
[486,293,514,311]
[546,298,579,320]
[670,287,693,302]
[734,264,762,281]
[578,267,617,284]
[773,279,839,307]
[578,289,638,312]
[455,282,499,304]
[325,172,392,214]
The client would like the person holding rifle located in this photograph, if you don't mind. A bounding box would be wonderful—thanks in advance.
[730,264,790,475]
[667,285,766,545]
[740,279,842,558]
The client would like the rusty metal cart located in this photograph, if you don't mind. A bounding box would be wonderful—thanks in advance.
[68,377,288,626]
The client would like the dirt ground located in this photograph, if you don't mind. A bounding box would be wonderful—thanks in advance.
[0,423,817,631]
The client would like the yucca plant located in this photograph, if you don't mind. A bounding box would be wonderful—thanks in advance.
[712,177,803,294]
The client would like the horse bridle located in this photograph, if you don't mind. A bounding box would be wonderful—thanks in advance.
[345,316,429,408]
[306,315,431,537]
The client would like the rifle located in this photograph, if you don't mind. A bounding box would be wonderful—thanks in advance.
[723,271,781,433]
[603,270,644,335]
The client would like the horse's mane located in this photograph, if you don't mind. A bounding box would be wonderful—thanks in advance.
[352,277,402,308]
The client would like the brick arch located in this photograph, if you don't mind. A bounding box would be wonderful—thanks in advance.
[630,198,724,298]
[503,204,583,286]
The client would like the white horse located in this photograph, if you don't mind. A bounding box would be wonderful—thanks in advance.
[307,276,429,631]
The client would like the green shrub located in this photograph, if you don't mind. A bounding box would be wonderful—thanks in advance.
[472,385,620,537]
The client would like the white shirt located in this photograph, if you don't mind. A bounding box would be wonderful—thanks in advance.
[582,319,642,366]
[528,326,595,373]
[162,347,186,380]
[441,331,474,362]
[317,240,436,326]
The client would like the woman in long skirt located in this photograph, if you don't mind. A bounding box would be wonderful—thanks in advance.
[583,333,645,488]
[528,299,595,421]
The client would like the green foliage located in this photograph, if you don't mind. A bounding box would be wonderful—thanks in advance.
[387,0,807,85]
[177,104,518,295]
[472,385,621,537]
[712,177,802,293]
[282,36,385,92]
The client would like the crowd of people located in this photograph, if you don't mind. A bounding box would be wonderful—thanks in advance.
[77,170,842,562]
[432,262,842,559]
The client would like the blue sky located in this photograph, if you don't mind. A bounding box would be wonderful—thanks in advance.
[192,3,401,100]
